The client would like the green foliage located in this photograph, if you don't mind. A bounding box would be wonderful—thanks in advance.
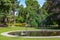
[41,0,60,28]
[17,5,27,23]
[17,0,41,27]
[16,16,25,23]
[1,0,60,28]
[30,19,38,27]
[0,0,12,12]
[0,0,19,25]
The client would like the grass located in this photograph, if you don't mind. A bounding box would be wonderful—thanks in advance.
[0,27,60,40]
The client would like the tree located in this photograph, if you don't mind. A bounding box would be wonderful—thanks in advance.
[0,0,19,26]
[43,0,60,28]
[25,0,41,27]
[0,0,12,25]
[17,5,26,23]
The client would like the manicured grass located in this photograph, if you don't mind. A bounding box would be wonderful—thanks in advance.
[0,27,60,40]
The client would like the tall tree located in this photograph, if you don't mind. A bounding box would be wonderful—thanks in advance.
[17,5,26,23]
[0,0,12,25]
[0,0,19,26]
[25,0,41,27]
[43,0,60,28]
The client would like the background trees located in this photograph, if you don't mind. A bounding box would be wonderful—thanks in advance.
[1,0,60,28]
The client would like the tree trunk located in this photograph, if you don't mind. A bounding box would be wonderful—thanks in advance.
[13,0,16,26]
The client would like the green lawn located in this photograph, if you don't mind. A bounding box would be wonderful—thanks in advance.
[0,27,60,40]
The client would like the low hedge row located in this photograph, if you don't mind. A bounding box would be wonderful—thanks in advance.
[8,23,26,27]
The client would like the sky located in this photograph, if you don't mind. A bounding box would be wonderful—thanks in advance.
[19,0,46,7]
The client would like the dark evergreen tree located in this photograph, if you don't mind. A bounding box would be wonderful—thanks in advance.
[43,0,60,28]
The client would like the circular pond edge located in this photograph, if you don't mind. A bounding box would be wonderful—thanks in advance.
[1,30,60,38]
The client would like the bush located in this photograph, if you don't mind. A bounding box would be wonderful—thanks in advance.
[15,23,26,27]
[30,19,38,27]
[16,16,25,23]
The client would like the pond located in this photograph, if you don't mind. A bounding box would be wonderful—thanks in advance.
[8,30,60,36]
[1,30,60,38]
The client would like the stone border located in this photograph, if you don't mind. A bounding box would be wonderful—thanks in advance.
[1,30,60,38]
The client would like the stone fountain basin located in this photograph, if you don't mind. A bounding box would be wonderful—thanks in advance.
[1,30,60,38]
